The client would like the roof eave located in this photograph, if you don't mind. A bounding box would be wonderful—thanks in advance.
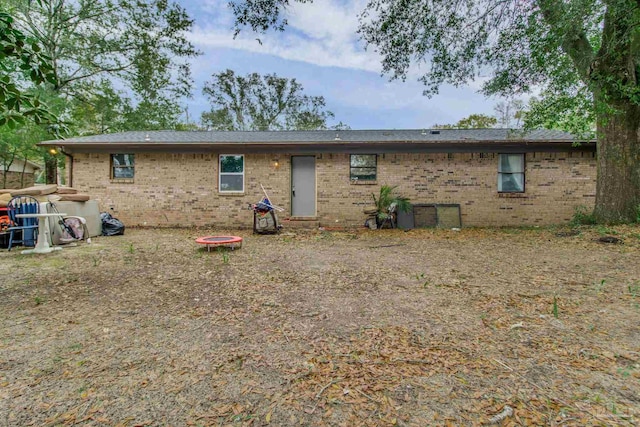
[41,140,596,154]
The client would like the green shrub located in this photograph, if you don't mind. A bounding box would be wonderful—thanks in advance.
[372,185,411,221]
[570,205,596,226]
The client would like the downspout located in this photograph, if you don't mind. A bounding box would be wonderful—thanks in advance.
[60,148,73,187]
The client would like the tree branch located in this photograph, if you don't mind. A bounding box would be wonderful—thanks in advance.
[59,63,133,87]
[537,0,594,83]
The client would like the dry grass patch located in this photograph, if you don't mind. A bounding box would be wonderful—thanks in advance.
[1,225,639,426]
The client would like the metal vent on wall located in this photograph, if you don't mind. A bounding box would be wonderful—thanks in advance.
[397,204,462,229]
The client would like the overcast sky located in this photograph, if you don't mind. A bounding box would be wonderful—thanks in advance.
[180,0,501,129]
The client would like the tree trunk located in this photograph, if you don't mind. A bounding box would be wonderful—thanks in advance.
[594,100,640,223]
[45,156,57,185]
[20,157,27,187]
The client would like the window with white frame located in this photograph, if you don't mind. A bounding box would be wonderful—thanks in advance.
[111,154,135,179]
[498,153,525,193]
[219,155,244,192]
[350,154,377,181]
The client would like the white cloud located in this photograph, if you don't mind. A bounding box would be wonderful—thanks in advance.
[188,0,381,73]
[286,1,362,42]
[182,0,503,129]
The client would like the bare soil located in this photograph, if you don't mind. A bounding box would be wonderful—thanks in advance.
[1,225,639,426]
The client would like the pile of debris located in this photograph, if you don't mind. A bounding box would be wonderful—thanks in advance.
[0,184,90,206]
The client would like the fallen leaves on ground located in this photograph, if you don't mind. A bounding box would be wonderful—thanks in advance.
[1,225,639,426]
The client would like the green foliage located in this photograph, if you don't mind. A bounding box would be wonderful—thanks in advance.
[229,0,314,36]
[570,205,597,226]
[68,80,128,135]
[372,185,411,220]
[0,11,60,128]
[8,0,199,131]
[0,123,50,187]
[595,225,617,236]
[524,90,596,139]
[434,113,497,129]
[201,69,340,131]
[217,247,230,264]
[552,296,559,319]
[0,0,199,174]
[457,114,497,129]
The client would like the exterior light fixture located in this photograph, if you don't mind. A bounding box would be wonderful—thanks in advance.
[49,148,58,155]
[273,159,280,169]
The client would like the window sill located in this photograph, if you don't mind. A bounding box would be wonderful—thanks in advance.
[110,178,134,184]
[498,192,527,198]
[219,192,245,196]
[350,180,377,185]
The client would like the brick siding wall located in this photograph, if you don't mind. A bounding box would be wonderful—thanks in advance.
[70,151,596,228]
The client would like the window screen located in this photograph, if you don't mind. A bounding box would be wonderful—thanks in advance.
[350,154,377,181]
[111,154,134,179]
[220,155,244,192]
[498,154,525,193]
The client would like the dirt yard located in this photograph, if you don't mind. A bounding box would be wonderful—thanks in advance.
[1,225,639,426]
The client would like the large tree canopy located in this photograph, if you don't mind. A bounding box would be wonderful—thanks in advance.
[0,11,58,128]
[230,0,640,223]
[433,113,497,129]
[7,0,199,130]
[201,69,338,131]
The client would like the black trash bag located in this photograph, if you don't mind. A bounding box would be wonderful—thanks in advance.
[100,212,125,236]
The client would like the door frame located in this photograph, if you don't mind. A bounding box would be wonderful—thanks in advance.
[290,155,317,217]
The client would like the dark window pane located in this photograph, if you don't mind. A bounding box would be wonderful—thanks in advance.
[220,174,244,192]
[499,154,523,173]
[498,173,524,192]
[220,155,244,173]
[350,154,376,180]
[351,167,377,180]
[350,154,376,168]
[112,154,134,166]
[113,166,134,179]
[111,154,134,178]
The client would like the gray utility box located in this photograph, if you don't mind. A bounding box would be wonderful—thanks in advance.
[397,204,462,229]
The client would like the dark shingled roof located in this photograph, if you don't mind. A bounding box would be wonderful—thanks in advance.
[43,128,582,145]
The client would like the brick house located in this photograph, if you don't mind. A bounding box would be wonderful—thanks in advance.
[41,129,597,228]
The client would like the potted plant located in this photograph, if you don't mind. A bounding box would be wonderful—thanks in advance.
[372,185,411,228]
